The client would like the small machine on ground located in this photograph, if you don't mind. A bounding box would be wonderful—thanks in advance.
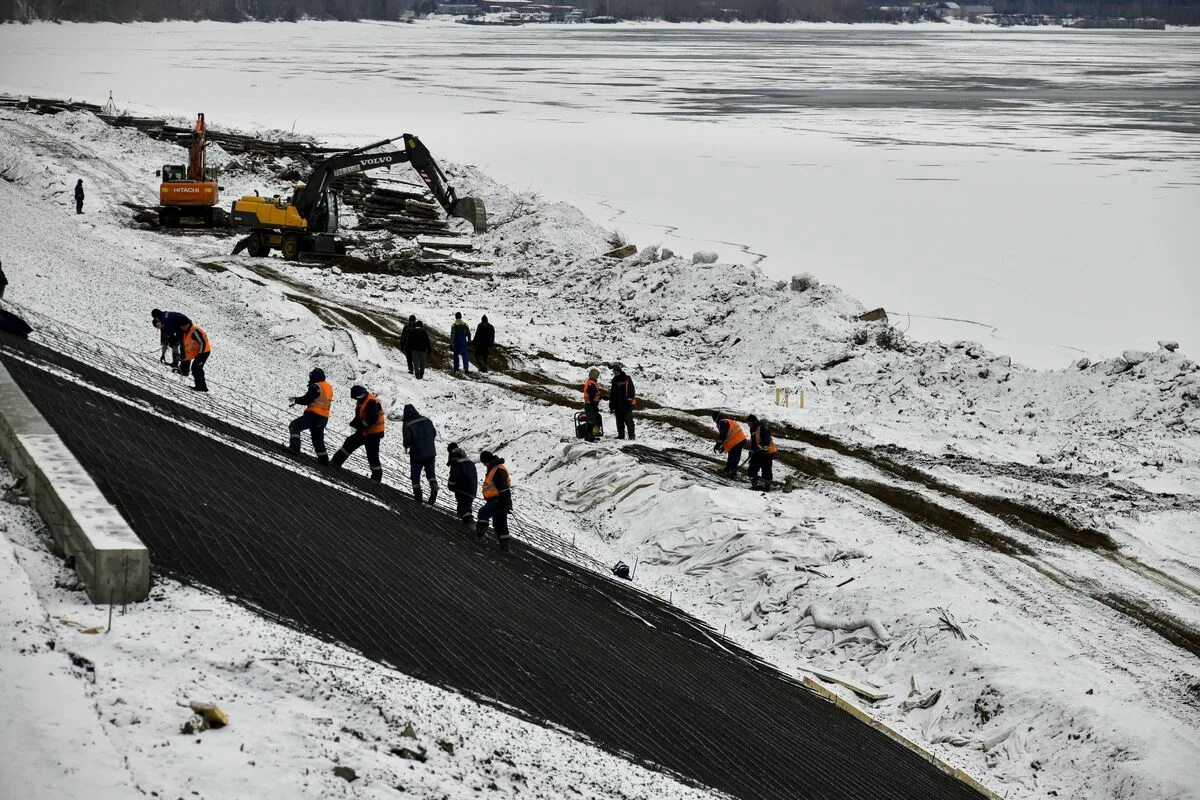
[229,135,486,260]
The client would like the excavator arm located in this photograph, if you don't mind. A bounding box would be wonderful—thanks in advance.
[296,135,487,233]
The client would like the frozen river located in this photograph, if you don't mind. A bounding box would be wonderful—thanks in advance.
[2,20,1198,366]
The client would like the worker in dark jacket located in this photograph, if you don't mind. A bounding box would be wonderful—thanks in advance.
[151,308,192,367]
[74,179,84,214]
[582,368,603,441]
[473,315,495,372]
[451,312,472,374]
[712,412,747,478]
[0,258,8,300]
[476,450,512,552]
[178,321,212,392]
[330,385,385,482]
[609,366,636,440]
[402,403,438,504]
[408,320,431,380]
[288,368,333,464]
[746,414,778,491]
[399,314,417,374]
[447,442,478,522]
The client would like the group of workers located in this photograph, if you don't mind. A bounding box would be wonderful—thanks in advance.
[578,366,779,491]
[711,412,777,491]
[151,308,212,392]
[581,366,637,442]
[400,313,495,378]
[285,363,513,550]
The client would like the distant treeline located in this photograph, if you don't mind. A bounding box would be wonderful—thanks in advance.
[2,0,1197,25]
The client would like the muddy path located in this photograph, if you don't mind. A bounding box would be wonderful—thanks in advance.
[192,254,1200,657]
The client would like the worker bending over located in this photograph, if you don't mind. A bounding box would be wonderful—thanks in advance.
[288,368,333,465]
[712,412,747,478]
[582,368,603,441]
[151,308,191,367]
[476,450,512,552]
[330,385,385,482]
[447,442,478,523]
[179,321,212,392]
[747,414,777,491]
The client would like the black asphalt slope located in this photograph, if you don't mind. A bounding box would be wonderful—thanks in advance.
[1,335,986,800]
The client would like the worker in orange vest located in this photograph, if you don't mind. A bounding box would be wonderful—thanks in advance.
[582,368,603,441]
[330,385,385,482]
[178,321,212,393]
[711,412,747,479]
[288,368,333,465]
[475,450,512,552]
[746,414,778,491]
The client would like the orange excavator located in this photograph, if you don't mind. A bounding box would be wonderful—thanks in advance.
[156,113,222,227]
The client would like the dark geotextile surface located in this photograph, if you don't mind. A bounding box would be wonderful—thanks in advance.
[1,334,985,800]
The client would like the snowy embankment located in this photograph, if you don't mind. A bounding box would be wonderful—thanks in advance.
[1,104,1198,799]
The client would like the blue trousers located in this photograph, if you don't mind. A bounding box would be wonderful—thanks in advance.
[453,344,470,372]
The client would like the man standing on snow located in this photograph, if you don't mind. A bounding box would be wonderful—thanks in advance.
[178,320,212,392]
[288,368,333,465]
[712,412,747,479]
[408,320,431,380]
[582,368,603,441]
[0,258,8,300]
[451,312,472,374]
[151,308,192,367]
[609,366,636,441]
[746,414,778,491]
[447,442,478,523]
[476,450,512,552]
[400,314,417,374]
[402,403,438,504]
[74,179,84,214]
[330,385,386,482]
[473,315,495,372]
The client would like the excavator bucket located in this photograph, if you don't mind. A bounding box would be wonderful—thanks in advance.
[453,197,488,234]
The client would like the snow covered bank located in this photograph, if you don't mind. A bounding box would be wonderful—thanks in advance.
[0,464,716,799]
[0,103,1197,799]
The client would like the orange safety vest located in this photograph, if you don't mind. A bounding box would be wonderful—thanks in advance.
[307,381,333,417]
[482,463,511,500]
[583,378,600,405]
[356,392,385,436]
[752,425,777,455]
[182,325,211,361]
[720,418,747,452]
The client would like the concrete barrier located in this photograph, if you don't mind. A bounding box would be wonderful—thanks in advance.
[0,361,149,604]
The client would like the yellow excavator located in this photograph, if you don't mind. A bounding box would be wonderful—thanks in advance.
[230,134,486,260]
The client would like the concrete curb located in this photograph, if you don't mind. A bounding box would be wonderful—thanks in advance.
[802,677,1004,800]
[0,360,149,604]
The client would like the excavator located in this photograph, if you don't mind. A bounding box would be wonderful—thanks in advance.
[157,113,221,227]
[229,135,486,261]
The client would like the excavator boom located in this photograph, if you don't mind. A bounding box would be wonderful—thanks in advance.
[230,132,486,259]
[158,112,221,226]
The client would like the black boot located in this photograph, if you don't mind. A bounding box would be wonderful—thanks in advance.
[475,520,488,539]
[414,485,423,504]
[428,485,438,505]
[370,469,383,483]
[331,449,348,468]
[288,438,301,454]
[498,537,510,553]
[317,454,329,466]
